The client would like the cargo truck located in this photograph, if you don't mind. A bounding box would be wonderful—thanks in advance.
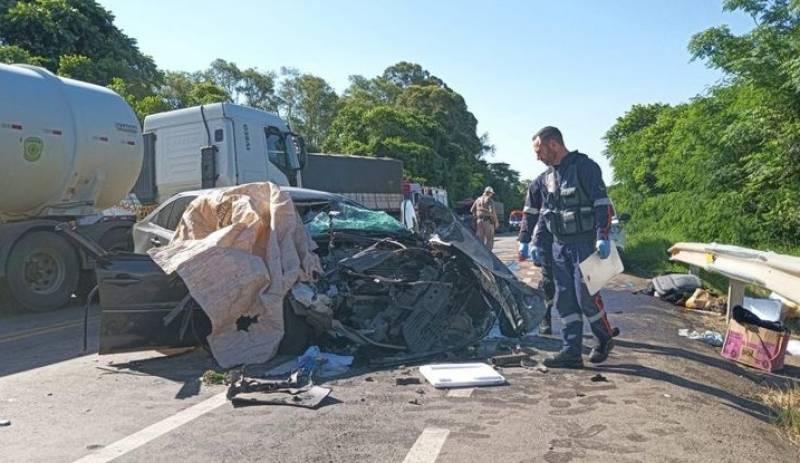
[301,153,404,215]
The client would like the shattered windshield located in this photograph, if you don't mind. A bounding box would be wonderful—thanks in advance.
[305,203,408,237]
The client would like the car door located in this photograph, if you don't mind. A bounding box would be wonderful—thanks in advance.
[96,252,211,354]
[100,194,207,354]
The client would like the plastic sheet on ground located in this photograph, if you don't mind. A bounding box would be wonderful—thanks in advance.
[678,329,724,347]
[148,183,323,368]
[297,346,354,377]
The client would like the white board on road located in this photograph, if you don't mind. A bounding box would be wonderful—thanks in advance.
[419,363,505,388]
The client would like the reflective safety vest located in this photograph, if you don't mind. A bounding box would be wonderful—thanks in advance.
[543,153,596,244]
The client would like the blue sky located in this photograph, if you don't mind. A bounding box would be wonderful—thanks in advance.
[99,0,754,184]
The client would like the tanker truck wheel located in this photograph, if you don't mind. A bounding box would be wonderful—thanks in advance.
[6,231,79,312]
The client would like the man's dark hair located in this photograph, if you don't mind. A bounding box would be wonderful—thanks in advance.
[533,126,564,146]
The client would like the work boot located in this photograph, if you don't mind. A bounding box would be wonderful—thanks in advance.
[542,350,583,369]
[589,339,615,364]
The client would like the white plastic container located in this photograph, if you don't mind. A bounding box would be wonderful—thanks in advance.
[419,363,506,388]
[0,64,142,220]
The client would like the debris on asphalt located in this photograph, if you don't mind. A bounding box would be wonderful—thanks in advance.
[491,352,530,367]
[684,289,726,313]
[364,376,375,382]
[643,274,702,305]
[678,329,724,347]
[395,377,422,386]
[227,367,331,409]
[590,374,609,383]
[297,346,353,378]
[415,389,426,395]
[0,419,10,427]
[408,398,422,405]
[419,363,506,388]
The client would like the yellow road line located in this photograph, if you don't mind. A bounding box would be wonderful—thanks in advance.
[0,317,99,344]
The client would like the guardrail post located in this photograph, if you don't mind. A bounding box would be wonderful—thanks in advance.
[726,279,745,323]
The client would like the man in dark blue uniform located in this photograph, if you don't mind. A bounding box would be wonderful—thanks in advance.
[532,126,616,368]
[518,173,554,335]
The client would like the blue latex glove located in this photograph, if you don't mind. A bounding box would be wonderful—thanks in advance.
[596,240,611,259]
[530,246,542,267]
[518,242,530,260]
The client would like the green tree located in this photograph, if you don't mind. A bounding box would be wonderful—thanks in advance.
[0,0,161,95]
[0,44,46,65]
[57,54,99,82]
[605,0,800,272]
[324,62,513,205]
[188,81,232,106]
[157,71,196,109]
[278,68,340,151]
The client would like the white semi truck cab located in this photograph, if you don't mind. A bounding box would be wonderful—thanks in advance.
[133,103,307,206]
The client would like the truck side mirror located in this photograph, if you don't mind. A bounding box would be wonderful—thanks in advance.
[296,136,307,169]
[618,212,631,222]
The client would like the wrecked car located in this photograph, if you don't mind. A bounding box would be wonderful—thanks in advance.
[90,184,545,367]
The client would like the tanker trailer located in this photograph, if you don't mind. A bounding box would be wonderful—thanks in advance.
[0,64,143,311]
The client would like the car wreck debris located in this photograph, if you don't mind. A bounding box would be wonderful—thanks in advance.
[91,185,547,369]
[227,368,332,409]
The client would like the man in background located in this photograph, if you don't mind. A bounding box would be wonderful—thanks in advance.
[471,186,499,250]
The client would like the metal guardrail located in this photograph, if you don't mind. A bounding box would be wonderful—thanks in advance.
[668,242,800,320]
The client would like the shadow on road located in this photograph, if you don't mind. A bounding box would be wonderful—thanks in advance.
[99,348,217,399]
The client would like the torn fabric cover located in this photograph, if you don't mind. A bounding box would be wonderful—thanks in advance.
[148,183,323,368]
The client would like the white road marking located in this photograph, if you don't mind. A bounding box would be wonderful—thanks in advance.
[402,428,450,463]
[73,392,228,463]
[446,388,474,398]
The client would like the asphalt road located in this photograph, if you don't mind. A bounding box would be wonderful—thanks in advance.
[1,234,798,462]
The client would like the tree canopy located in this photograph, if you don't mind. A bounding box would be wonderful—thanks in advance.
[0,2,525,210]
[605,0,800,270]
[323,62,522,207]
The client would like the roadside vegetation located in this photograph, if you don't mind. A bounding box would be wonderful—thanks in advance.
[763,385,800,443]
[606,0,800,276]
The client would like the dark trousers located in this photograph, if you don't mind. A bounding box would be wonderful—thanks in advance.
[552,240,614,355]
[539,246,555,326]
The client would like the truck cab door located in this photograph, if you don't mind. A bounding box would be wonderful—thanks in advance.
[232,121,269,184]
